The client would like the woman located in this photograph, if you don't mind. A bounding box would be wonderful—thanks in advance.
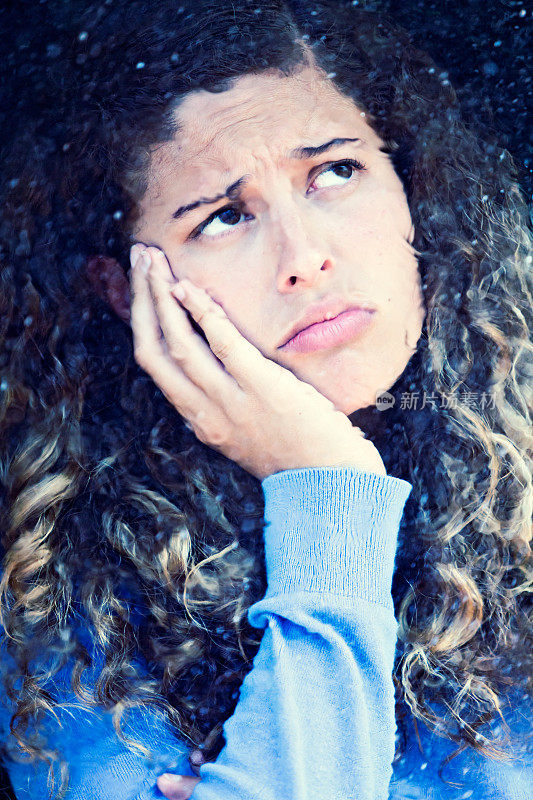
[1,1,531,799]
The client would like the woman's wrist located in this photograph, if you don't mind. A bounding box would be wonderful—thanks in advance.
[261,466,413,603]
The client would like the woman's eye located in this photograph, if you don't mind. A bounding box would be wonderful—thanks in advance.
[310,158,366,191]
[191,205,253,239]
[189,158,366,241]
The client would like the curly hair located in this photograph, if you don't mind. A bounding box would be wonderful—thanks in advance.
[0,1,531,797]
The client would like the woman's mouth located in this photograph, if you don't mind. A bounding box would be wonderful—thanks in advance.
[279,308,376,354]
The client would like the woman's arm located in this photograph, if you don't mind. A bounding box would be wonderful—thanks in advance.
[179,466,411,800]
[1,466,411,800]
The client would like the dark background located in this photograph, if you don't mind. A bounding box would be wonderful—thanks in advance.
[380,0,532,203]
[0,0,531,797]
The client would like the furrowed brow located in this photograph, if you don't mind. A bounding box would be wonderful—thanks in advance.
[171,176,249,222]
[170,137,362,222]
[289,137,361,159]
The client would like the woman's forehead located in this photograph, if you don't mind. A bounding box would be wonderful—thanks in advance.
[152,68,379,177]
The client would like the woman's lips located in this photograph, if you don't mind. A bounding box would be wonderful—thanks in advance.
[279,308,376,353]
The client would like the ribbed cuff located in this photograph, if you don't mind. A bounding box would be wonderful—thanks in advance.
[260,467,412,604]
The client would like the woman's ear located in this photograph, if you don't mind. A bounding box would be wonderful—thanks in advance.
[86,255,131,325]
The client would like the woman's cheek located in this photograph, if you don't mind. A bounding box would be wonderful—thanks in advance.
[165,241,213,284]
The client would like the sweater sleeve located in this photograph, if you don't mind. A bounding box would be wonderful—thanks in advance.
[190,466,412,800]
[0,466,412,800]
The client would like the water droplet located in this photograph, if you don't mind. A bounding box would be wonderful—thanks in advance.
[47,43,62,58]
[483,61,498,76]
[136,61,145,69]
[78,31,88,42]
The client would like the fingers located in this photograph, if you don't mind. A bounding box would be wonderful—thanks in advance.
[129,245,206,418]
[170,275,282,396]
[129,245,165,356]
[145,247,238,401]
[157,773,201,800]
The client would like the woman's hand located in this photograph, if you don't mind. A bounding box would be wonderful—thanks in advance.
[129,245,386,481]
[157,773,201,800]
[157,749,205,799]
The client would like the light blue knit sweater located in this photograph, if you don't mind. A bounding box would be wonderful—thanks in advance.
[0,467,531,799]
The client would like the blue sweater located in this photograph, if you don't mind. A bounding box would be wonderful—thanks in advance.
[0,467,531,799]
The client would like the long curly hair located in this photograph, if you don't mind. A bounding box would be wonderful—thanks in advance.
[1,1,531,797]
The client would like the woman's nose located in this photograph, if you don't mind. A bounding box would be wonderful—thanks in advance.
[272,204,334,291]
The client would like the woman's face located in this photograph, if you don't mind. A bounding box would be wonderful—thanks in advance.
[133,65,426,415]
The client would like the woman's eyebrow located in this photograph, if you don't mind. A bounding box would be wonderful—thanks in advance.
[170,137,363,223]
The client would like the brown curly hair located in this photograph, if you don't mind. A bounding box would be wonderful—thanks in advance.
[0,1,531,797]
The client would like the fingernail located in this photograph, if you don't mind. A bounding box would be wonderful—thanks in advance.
[139,249,151,273]
[159,773,182,784]
[130,245,141,270]
[172,284,186,301]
